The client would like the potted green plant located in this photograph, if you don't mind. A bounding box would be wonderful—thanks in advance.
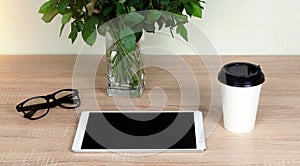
[39,0,205,97]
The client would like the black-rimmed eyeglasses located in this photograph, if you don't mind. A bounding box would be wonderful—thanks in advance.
[16,89,80,120]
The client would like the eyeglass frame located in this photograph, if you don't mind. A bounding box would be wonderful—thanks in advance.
[16,89,80,120]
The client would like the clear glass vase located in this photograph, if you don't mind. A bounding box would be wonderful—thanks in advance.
[106,32,145,97]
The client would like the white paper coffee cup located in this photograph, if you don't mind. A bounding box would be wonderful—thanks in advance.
[218,62,265,133]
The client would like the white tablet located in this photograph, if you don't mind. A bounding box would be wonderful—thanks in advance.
[72,111,206,152]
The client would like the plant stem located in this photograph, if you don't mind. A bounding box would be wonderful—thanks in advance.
[106,24,142,88]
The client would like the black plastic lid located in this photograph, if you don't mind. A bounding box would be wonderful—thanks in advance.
[218,62,265,87]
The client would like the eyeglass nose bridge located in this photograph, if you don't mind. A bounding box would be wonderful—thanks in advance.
[44,94,59,106]
[44,94,78,109]
[45,93,55,99]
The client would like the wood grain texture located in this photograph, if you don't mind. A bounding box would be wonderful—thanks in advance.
[0,55,299,166]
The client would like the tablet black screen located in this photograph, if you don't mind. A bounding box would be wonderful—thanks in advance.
[81,112,196,149]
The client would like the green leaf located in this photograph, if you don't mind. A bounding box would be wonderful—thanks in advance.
[120,27,136,52]
[59,12,72,36]
[145,10,162,24]
[116,4,125,16]
[82,29,97,46]
[82,16,99,46]
[160,0,169,6]
[162,12,175,28]
[174,14,188,24]
[130,6,136,12]
[183,3,193,17]
[134,31,143,42]
[125,12,145,25]
[69,23,78,43]
[143,10,162,32]
[98,23,109,36]
[41,9,58,23]
[76,1,84,10]
[75,20,84,32]
[128,0,142,7]
[84,16,98,32]
[62,12,72,25]
[165,18,175,28]
[103,6,113,16]
[38,0,57,14]
[157,17,165,30]
[59,24,65,37]
[176,23,188,41]
[180,0,190,3]
[143,23,155,33]
[118,0,126,3]
[58,0,70,12]
[57,8,71,15]
[191,3,202,18]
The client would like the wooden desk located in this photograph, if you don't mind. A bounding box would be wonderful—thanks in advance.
[0,55,299,165]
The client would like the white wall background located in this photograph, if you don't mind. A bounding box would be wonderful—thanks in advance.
[1,0,300,55]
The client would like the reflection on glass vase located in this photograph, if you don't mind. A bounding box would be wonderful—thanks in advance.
[106,33,145,97]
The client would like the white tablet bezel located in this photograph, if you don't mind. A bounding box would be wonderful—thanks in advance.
[72,111,206,152]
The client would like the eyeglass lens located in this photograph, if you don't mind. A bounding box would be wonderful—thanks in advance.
[23,97,49,119]
[55,90,80,108]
